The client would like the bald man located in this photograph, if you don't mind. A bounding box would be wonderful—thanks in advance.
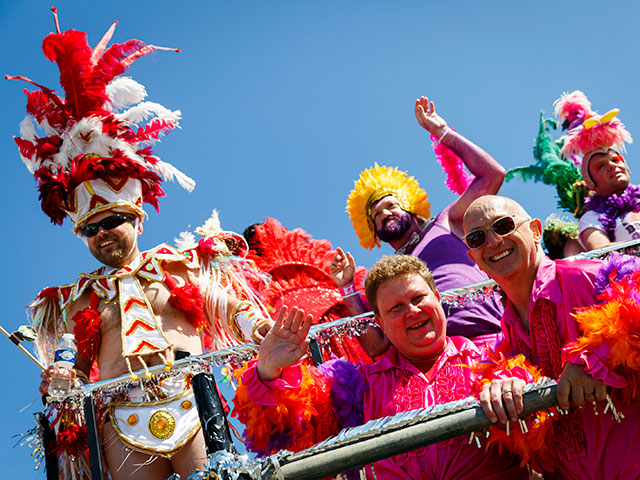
[462,195,640,479]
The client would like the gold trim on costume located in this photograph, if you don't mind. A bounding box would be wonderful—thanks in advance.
[149,410,176,439]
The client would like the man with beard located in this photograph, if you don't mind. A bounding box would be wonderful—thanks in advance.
[14,16,270,480]
[331,97,505,352]
[37,206,270,480]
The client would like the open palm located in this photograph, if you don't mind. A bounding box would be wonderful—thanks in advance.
[257,306,313,381]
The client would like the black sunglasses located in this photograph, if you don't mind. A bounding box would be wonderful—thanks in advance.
[82,214,135,238]
[464,216,529,249]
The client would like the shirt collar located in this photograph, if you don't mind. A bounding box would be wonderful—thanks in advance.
[530,255,564,308]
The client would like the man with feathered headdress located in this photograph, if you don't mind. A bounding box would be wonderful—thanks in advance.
[553,92,639,251]
[9,11,270,479]
[331,97,505,352]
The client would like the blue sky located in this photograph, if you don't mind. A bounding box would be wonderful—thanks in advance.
[1,0,640,476]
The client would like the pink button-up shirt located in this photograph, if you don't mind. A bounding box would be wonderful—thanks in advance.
[501,255,640,479]
[240,337,529,480]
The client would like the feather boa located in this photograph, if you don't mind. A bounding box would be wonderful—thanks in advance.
[569,254,640,403]
[430,128,474,195]
[583,184,640,241]
[471,351,557,472]
[72,307,101,361]
[232,361,340,456]
[168,283,207,332]
[319,359,366,428]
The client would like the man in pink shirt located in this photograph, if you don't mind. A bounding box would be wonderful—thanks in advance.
[233,255,537,479]
[464,195,640,478]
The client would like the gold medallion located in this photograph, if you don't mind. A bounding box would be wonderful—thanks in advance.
[148,410,176,439]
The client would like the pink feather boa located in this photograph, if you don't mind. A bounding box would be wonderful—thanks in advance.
[430,128,474,195]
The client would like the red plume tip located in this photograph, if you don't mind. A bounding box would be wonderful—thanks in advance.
[51,6,61,33]
[176,49,182,53]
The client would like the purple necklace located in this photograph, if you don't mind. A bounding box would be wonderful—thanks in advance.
[584,184,640,240]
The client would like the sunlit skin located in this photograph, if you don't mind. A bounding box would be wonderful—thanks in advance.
[374,273,446,373]
[38,209,273,480]
[463,197,542,294]
[580,150,632,250]
[255,275,524,426]
[587,150,630,197]
[464,195,608,411]
[85,210,142,267]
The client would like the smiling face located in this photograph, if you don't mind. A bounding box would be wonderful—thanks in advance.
[84,210,142,268]
[464,196,543,286]
[370,195,413,243]
[586,149,630,196]
[375,273,446,370]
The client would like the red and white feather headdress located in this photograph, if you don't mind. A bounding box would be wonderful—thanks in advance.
[7,8,194,233]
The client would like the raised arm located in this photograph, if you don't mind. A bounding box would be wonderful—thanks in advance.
[415,97,506,238]
[330,248,391,357]
[257,307,313,381]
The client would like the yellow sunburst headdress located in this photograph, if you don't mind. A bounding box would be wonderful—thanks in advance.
[347,163,430,249]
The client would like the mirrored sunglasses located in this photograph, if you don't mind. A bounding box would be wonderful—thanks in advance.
[82,214,135,238]
[465,216,527,249]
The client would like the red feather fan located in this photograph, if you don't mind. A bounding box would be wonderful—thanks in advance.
[246,218,372,364]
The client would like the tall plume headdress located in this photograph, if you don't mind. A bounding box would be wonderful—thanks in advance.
[558,91,633,190]
[347,163,430,249]
[7,8,194,234]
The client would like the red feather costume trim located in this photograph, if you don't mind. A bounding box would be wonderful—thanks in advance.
[232,361,339,456]
[8,14,183,226]
[72,292,101,362]
[246,218,371,363]
[56,422,89,458]
[165,272,208,333]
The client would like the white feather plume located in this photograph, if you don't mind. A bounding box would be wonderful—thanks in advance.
[174,231,197,250]
[195,210,222,237]
[116,101,182,125]
[19,116,37,142]
[153,160,196,192]
[18,151,36,174]
[105,77,148,111]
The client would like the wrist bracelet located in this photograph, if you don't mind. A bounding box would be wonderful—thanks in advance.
[434,126,450,146]
[339,283,357,296]
[232,301,264,341]
[341,291,361,299]
[251,318,271,335]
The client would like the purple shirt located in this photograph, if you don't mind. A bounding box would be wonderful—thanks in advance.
[410,213,503,338]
